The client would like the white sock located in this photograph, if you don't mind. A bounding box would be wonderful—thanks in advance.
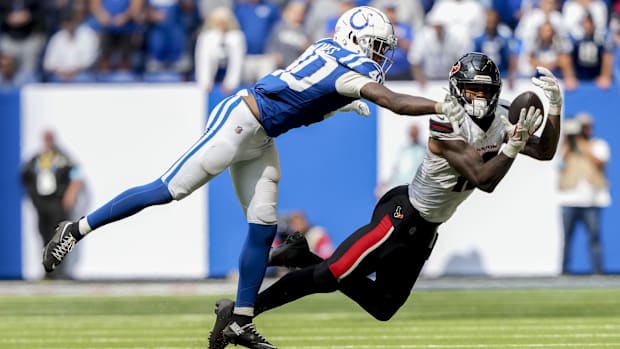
[77,218,92,236]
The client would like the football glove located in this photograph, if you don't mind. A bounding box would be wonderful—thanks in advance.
[531,66,562,115]
[435,95,465,135]
[500,106,543,158]
[338,100,371,117]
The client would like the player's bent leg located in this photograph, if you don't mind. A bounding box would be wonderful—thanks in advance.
[338,245,421,321]
[254,263,338,316]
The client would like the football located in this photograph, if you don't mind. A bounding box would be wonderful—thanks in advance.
[508,91,545,131]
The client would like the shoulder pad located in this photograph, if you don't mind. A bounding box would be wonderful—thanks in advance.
[429,114,454,134]
[498,98,511,110]
[429,114,464,141]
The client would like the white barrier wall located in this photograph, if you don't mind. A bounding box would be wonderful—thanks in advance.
[378,81,563,277]
[21,84,207,280]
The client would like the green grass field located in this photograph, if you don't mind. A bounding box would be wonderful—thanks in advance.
[2,287,620,349]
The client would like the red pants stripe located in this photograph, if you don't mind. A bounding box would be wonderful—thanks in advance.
[328,215,394,280]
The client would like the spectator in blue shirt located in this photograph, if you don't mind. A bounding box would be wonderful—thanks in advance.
[88,0,142,73]
[234,0,279,55]
[570,13,614,89]
[382,3,413,80]
[473,8,517,88]
[234,0,280,84]
[145,0,193,74]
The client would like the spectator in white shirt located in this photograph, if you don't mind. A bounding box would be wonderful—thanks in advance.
[515,0,567,44]
[426,0,485,43]
[562,0,608,40]
[409,15,470,88]
[194,6,246,95]
[43,11,99,83]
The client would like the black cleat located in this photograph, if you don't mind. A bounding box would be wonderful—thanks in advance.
[42,221,80,273]
[209,298,235,349]
[268,232,315,268]
[223,321,277,349]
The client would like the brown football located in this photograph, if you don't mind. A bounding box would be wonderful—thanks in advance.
[508,91,545,131]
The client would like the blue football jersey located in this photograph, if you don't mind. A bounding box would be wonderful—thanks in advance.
[250,38,384,137]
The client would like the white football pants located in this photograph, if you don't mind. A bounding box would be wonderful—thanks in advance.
[160,94,280,225]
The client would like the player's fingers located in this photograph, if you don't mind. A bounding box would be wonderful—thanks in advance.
[531,77,547,88]
[500,114,517,136]
[358,101,370,116]
[527,106,537,118]
[449,109,464,134]
[531,113,543,134]
[538,75,556,84]
[536,66,555,79]
[518,107,527,125]
[524,107,539,126]
[444,94,456,104]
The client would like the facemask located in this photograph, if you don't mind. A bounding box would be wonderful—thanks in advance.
[465,98,489,119]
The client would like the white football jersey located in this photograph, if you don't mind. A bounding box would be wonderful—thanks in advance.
[409,103,509,223]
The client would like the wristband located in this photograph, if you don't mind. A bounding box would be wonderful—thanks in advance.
[434,102,443,114]
[549,103,562,116]
[502,143,521,158]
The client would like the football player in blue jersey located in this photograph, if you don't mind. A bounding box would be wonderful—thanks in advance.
[42,6,465,349]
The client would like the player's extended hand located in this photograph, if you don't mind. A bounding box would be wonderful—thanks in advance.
[531,67,562,112]
[500,106,543,158]
[339,100,371,117]
[438,95,465,134]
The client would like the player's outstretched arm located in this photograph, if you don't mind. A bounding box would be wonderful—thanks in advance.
[360,82,437,115]
[520,67,562,160]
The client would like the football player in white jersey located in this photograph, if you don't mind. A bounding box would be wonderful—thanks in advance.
[42,6,466,349]
[208,53,563,347]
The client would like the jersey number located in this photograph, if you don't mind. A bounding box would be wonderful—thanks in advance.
[276,47,338,92]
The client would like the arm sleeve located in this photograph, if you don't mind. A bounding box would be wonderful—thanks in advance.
[334,71,375,98]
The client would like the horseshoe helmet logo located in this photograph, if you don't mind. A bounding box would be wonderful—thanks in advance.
[349,8,371,30]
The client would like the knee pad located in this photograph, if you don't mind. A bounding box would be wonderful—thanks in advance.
[247,202,277,225]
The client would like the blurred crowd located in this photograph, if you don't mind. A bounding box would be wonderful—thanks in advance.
[1,0,619,92]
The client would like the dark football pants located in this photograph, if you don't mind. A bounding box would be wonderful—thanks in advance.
[255,185,440,321]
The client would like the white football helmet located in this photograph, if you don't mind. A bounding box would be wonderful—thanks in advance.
[333,6,397,74]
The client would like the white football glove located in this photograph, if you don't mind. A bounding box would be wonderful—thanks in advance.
[435,95,465,135]
[338,100,371,117]
[500,106,543,158]
[531,66,562,115]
